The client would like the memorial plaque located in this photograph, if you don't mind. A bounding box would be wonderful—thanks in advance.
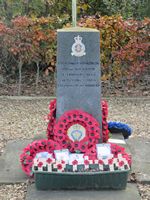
[56,28,102,126]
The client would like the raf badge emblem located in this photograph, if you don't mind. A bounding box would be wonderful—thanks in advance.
[71,35,86,57]
[67,123,86,142]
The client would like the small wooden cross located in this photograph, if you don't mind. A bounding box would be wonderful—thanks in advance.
[72,0,77,27]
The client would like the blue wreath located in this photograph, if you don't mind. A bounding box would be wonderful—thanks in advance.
[108,122,132,139]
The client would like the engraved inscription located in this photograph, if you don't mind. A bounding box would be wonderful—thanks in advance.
[58,63,100,88]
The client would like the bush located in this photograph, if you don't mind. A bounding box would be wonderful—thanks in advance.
[0,15,149,94]
[0,16,57,94]
[79,15,150,85]
[0,0,149,21]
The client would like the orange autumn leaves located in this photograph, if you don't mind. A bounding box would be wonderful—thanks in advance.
[0,15,149,82]
[79,15,150,82]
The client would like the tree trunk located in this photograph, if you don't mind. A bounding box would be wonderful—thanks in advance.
[36,61,40,91]
[18,60,23,96]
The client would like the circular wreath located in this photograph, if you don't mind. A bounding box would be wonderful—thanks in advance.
[20,139,60,177]
[108,121,132,139]
[47,99,109,142]
[53,110,101,153]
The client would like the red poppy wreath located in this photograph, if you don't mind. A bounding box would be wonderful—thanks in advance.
[47,99,56,139]
[101,100,109,142]
[47,99,109,143]
[53,110,101,153]
[20,139,61,177]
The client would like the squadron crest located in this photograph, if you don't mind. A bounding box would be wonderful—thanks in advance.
[71,35,86,57]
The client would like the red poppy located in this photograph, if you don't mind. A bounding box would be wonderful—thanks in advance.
[119,161,124,167]
[46,158,53,164]
[72,160,78,165]
[84,160,89,165]
[108,158,113,165]
[98,160,104,165]
[61,160,65,164]
[57,164,63,170]
[38,162,43,168]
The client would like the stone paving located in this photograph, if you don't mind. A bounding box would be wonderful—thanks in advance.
[127,137,150,184]
[26,183,140,200]
[0,135,149,199]
[0,140,32,184]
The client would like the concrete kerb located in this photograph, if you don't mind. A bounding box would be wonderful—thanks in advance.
[0,96,150,101]
[0,96,55,100]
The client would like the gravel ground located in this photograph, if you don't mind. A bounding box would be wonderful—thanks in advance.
[0,97,150,199]
[138,184,150,200]
[0,183,27,200]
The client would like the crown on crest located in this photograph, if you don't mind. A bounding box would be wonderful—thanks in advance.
[74,35,82,42]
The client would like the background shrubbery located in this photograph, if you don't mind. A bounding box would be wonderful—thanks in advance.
[0,0,149,95]
[0,0,149,20]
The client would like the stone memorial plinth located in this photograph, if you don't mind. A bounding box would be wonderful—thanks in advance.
[18,0,132,192]
[56,28,102,127]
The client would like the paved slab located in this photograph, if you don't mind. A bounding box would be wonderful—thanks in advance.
[1,135,149,185]
[33,133,47,141]
[26,183,140,200]
[0,139,32,184]
[127,137,150,183]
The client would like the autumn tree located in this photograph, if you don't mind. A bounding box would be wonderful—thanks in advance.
[5,17,34,95]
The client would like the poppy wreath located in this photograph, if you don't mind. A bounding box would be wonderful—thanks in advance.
[48,99,108,119]
[20,139,61,177]
[109,143,132,166]
[101,100,109,142]
[102,121,109,142]
[47,99,57,139]
[84,143,132,166]
[47,99,109,142]
[84,146,97,160]
[101,100,108,119]
[53,110,101,153]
